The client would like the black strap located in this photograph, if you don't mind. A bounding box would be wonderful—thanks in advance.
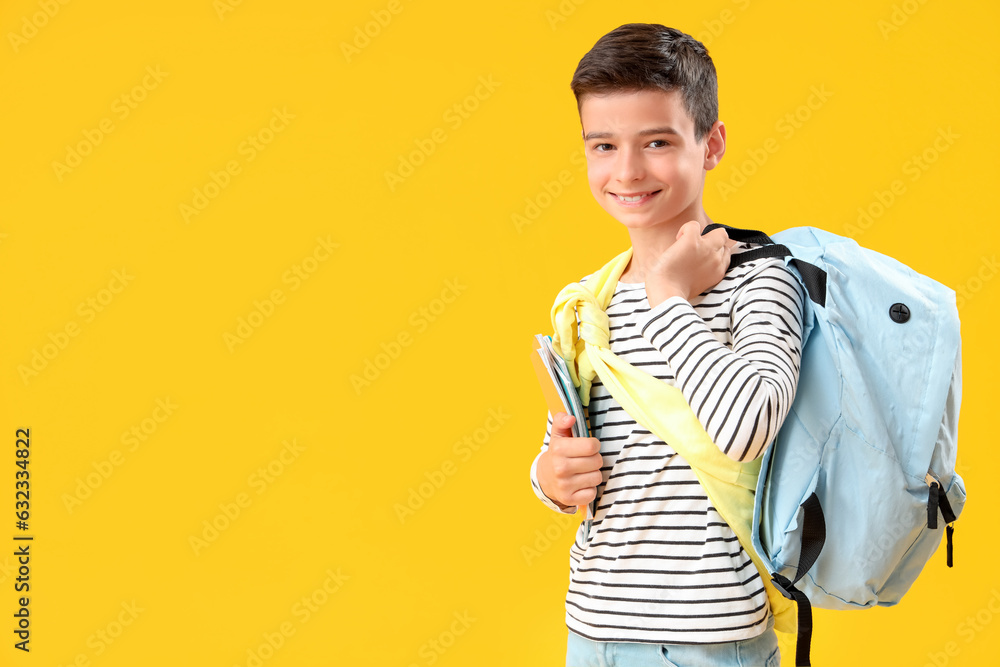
[769,492,826,667]
[728,244,792,268]
[927,480,957,567]
[927,482,940,529]
[789,259,827,307]
[938,486,957,524]
[703,224,827,306]
[794,494,827,584]
[703,223,776,246]
[772,573,815,667]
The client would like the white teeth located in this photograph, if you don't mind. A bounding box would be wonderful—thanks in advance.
[616,194,645,202]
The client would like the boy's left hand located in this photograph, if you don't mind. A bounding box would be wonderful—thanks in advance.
[646,221,735,307]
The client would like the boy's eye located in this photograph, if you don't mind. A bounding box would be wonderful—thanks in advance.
[592,143,614,152]
[648,139,669,148]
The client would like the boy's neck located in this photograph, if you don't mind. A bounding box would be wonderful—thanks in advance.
[619,211,714,284]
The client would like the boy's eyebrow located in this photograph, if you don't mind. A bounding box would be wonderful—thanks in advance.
[583,126,682,141]
[639,126,682,137]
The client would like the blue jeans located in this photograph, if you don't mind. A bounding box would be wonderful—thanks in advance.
[566,616,780,667]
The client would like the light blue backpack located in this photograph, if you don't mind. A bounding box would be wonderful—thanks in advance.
[713,225,965,667]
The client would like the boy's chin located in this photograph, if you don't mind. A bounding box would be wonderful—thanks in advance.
[602,210,679,233]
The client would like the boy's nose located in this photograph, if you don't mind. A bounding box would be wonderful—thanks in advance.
[613,148,644,182]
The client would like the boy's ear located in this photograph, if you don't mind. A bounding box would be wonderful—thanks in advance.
[702,120,726,170]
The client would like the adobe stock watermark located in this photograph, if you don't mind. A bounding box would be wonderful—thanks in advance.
[878,0,931,40]
[340,0,409,62]
[61,398,179,514]
[223,235,339,352]
[7,0,72,53]
[954,455,969,478]
[716,84,834,202]
[404,611,477,667]
[512,146,585,233]
[845,127,959,237]
[179,107,295,223]
[350,278,467,394]
[384,76,501,192]
[692,0,751,47]
[921,589,1000,667]
[851,515,909,573]
[955,255,999,310]
[188,439,305,556]
[18,268,134,385]
[394,407,511,523]
[231,567,350,667]
[52,65,168,182]
[214,0,245,20]
[521,511,578,565]
[54,600,144,667]
[545,0,586,30]
[852,465,964,574]
[0,556,14,586]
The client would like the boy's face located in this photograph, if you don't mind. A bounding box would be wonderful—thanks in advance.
[579,88,723,233]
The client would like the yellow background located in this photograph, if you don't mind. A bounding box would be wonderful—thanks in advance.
[0,1,997,665]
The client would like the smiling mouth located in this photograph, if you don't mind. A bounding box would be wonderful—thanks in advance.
[611,190,661,204]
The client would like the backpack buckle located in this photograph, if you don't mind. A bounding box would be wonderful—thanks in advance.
[771,573,795,600]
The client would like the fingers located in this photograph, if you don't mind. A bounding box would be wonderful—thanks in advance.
[550,434,602,462]
[558,448,603,473]
[555,463,603,506]
[703,227,732,270]
[548,415,602,475]
[539,415,604,508]
[680,222,729,253]
[703,226,730,247]
[568,485,599,507]
[716,238,733,278]
[550,412,576,438]
[676,219,701,241]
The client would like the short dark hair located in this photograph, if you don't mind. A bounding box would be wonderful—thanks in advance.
[571,24,718,141]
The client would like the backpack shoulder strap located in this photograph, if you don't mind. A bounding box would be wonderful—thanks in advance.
[704,223,827,306]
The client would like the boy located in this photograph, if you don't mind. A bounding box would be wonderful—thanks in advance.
[529,24,804,667]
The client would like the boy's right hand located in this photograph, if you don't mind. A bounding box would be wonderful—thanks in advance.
[536,413,604,512]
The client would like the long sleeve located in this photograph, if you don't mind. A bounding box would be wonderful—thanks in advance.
[632,259,804,462]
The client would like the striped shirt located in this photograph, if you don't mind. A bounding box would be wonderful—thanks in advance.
[529,247,804,644]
